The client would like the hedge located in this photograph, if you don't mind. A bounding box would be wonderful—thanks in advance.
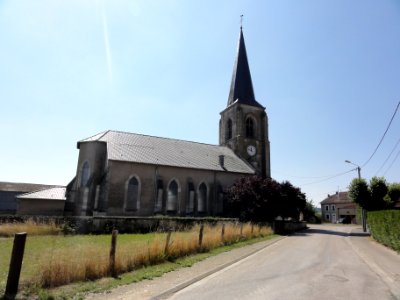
[368,210,400,252]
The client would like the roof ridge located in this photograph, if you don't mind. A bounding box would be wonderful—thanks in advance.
[80,130,109,141]
[106,130,228,148]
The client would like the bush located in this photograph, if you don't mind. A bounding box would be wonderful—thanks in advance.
[368,210,400,252]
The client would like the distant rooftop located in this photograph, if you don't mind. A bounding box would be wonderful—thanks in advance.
[17,187,66,201]
[0,182,58,193]
[321,192,352,204]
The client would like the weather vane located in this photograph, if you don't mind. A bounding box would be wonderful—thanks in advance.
[240,14,244,28]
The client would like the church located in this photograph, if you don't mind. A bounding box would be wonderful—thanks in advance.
[64,27,271,217]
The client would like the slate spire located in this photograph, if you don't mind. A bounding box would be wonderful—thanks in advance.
[227,27,262,108]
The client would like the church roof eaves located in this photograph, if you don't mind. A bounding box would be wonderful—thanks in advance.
[80,130,255,174]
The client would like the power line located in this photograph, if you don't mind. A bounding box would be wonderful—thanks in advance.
[375,136,400,176]
[273,169,353,180]
[383,150,400,176]
[362,101,400,168]
[299,168,356,187]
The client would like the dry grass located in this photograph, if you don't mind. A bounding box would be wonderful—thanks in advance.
[0,219,61,237]
[33,223,272,288]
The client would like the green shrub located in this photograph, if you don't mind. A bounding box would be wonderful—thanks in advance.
[368,210,400,252]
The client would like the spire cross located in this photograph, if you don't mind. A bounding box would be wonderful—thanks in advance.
[240,14,243,29]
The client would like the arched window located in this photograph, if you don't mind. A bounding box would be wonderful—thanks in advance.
[167,180,178,212]
[125,176,140,211]
[226,119,232,141]
[198,183,207,213]
[216,185,224,214]
[80,161,90,188]
[246,117,255,138]
[186,182,195,214]
[154,179,163,213]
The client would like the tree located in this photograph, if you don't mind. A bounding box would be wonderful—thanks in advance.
[279,181,306,220]
[225,176,305,222]
[387,183,400,207]
[302,200,320,223]
[348,178,371,209]
[369,176,389,210]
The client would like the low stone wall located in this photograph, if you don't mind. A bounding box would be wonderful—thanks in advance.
[272,220,307,234]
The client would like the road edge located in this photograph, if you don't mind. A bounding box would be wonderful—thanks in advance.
[151,235,287,300]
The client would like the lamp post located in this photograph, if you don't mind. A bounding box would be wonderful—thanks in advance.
[345,160,367,232]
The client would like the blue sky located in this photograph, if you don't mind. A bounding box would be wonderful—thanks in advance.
[1,1,399,205]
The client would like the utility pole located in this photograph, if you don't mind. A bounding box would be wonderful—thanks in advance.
[345,160,367,232]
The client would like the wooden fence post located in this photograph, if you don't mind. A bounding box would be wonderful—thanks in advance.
[164,231,172,255]
[5,232,27,298]
[240,223,244,238]
[198,224,204,248]
[221,223,225,243]
[109,230,118,278]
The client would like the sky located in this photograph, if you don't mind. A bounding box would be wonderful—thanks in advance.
[1,0,400,206]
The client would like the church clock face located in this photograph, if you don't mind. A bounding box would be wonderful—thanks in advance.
[247,145,256,156]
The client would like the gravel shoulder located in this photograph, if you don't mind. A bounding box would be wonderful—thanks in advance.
[85,236,286,300]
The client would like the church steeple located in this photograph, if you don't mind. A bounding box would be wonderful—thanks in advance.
[227,27,263,108]
[220,25,271,178]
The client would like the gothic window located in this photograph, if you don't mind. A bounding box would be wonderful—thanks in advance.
[246,117,255,138]
[167,180,178,212]
[125,176,140,211]
[226,119,233,141]
[80,161,90,188]
[216,185,224,214]
[154,179,163,213]
[198,183,207,213]
[186,182,195,214]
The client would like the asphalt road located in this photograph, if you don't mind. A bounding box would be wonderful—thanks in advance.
[168,224,400,300]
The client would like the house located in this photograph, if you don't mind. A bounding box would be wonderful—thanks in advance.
[64,27,271,217]
[0,182,59,214]
[16,187,66,216]
[320,192,358,224]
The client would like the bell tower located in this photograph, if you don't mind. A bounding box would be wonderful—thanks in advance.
[219,27,271,178]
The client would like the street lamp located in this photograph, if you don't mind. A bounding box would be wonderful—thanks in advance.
[345,160,366,232]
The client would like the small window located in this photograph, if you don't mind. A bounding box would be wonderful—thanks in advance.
[167,180,178,212]
[331,205,336,211]
[226,119,232,141]
[126,176,140,211]
[80,161,90,188]
[198,183,207,213]
[245,117,254,138]
[326,214,330,220]
[325,205,329,211]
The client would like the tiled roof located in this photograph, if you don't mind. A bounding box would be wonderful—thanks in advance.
[79,130,255,174]
[17,187,66,201]
[321,192,352,204]
[340,204,357,209]
[0,182,57,193]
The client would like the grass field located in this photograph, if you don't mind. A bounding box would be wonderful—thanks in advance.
[0,222,273,297]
